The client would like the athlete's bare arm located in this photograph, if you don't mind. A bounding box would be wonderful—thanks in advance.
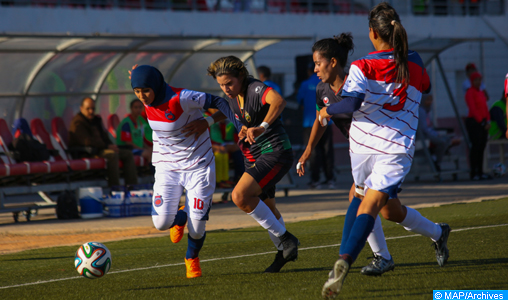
[245,89,286,144]
[297,110,327,176]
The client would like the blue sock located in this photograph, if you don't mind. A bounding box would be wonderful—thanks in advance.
[186,233,206,259]
[170,209,187,227]
[341,214,375,264]
[339,197,361,255]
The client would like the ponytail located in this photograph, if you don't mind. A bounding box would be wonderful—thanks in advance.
[369,2,409,85]
[312,32,354,68]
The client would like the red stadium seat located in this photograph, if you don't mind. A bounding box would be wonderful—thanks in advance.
[107,114,120,139]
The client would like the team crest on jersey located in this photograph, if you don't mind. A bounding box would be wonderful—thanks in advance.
[245,112,251,122]
[255,86,262,94]
[165,109,175,121]
[323,97,330,106]
[154,195,163,207]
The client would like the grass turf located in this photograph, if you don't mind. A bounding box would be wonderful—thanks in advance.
[1,198,508,299]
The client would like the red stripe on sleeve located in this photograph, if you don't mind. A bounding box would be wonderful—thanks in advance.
[261,87,273,105]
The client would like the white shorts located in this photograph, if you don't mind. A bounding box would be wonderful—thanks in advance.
[350,153,412,199]
[152,163,216,221]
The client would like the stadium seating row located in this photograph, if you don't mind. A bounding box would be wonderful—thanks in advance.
[0,115,145,181]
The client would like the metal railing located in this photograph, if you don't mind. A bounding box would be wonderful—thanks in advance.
[0,0,504,15]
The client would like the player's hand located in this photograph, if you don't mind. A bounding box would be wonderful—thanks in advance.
[182,119,208,140]
[319,108,331,127]
[297,149,311,177]
[128,64,138,80]
[245,127,265,144]
[238,126,248,140]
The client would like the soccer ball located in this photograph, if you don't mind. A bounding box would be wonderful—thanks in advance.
[492,163,506,178]
[75,242,112,279]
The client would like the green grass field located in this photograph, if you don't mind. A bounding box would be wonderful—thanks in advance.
[1,198,508,299]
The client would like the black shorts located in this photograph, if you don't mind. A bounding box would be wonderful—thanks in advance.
[244,150,294,200]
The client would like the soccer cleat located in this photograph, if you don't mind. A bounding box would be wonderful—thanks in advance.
[360,254,395,276]
[264,250,288,273]
[434,223,451,267]
[322,258,350,299]
[279,230,299,261]
[170,206,186,243]
[185,257,202,278]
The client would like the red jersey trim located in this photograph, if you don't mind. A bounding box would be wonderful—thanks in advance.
[261,87,273,105]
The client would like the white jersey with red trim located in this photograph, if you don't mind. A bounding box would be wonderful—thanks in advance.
[342,49,431,157]
[145,85,213,172]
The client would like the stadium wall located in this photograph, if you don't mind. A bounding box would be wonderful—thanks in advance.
[1,7,507,120]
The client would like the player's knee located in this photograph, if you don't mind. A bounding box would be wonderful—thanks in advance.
[152,214,176,231]
[231,188,246,206]
[188,230,204,240]
[188,219,206,239]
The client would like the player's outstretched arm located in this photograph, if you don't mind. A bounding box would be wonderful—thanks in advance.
[297,110,327,177]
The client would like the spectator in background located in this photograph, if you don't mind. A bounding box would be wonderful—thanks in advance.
[489,90,507,140]
[257,65,282,95]
[297,62,335,189]
[465,72,492,181]
[69,97,138,187]
[116,99,153,163]
[463,63,489,101]
[418,94,461,170]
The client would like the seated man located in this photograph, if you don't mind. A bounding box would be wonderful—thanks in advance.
[418,94,461,170]
[69,97,138,187]
[116,99,153,163]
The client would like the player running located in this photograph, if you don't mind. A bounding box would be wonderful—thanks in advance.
[296,33,395,277]
[204,56,299,273]
[130,65,241,279]
[320,3,451,298]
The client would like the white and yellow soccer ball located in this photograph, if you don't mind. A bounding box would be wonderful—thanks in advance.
[75,242,112,279]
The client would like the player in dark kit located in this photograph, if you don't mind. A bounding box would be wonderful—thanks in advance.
[206,56,299,273]
[298,33,396,278]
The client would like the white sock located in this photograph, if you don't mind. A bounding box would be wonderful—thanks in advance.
[268,216,285,250]
[367,215,391,260]
[398,207,442,241]
[248,200,286,237]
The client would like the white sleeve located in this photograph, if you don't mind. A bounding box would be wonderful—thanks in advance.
[342,64,367,100]
[179,89,207,112]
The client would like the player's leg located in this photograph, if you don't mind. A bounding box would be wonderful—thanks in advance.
[380,198,450,267]
[182,163,216,278]
[151,171,186,233]
[263,193,291,273]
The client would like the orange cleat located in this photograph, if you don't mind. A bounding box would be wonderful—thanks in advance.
[170,206,186,243]
[185,257,202,278]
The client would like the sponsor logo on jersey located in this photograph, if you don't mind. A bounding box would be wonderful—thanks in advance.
[192,95,198,102]
[235,114,240,121]
[154,195,163,207]
[323,97,330,106]
[255,86,262,94]
[197,159,206,165]
[165,109,176,121]
[245,112,251,122]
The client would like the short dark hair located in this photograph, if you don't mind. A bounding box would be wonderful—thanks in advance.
[257,66,271,79]
[130,99,142,109]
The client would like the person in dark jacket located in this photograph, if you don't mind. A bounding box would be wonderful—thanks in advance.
[69,97,138,187]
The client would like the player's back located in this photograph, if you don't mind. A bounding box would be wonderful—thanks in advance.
[345,49,430,156]
[145,86,213,172]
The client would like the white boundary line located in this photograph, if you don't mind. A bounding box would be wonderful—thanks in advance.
[1,223,507,290]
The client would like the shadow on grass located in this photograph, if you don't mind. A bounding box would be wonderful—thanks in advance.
[3,255,73,261]
[393,257,508,269]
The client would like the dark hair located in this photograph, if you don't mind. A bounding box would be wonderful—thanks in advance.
[312,33,354,68]
[369,2,409,85]
[257,66,271,78]
[465,63,477,72]
[130,99,142,109]
[207,56,250,91]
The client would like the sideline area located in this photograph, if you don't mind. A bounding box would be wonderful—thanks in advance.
[1,170,508,254]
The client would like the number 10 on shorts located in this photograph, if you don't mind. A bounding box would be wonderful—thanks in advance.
[193,198,204,210]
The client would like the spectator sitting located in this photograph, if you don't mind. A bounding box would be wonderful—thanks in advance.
[257,65,282,95]
[488,91,507,140]
[116,99,153,163]
[69,97,138,187]
[462,63,489,101]
[417,95,461,171]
